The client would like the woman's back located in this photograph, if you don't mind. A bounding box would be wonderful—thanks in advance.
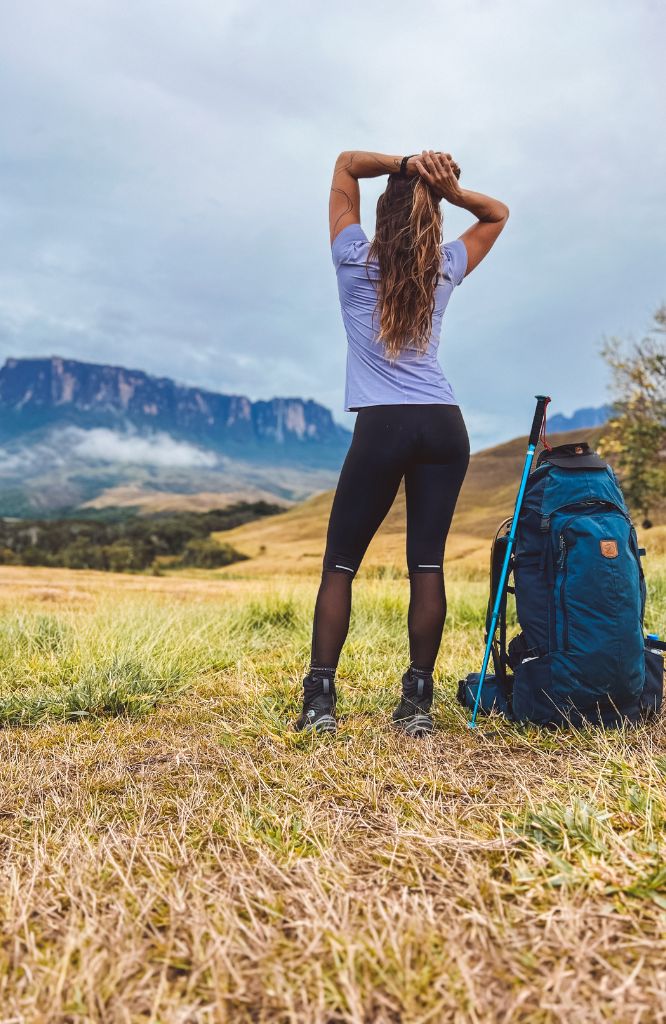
[332,222,468,410]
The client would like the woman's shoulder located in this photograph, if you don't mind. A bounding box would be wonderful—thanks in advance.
[331,223,370,269]
[441,238,468,287]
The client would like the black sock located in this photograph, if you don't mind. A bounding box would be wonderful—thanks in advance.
[409,665,434,679]
[308,665,336,685]
[403,666,433,703]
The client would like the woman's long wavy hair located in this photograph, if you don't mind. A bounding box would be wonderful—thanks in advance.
[367,175,442,361]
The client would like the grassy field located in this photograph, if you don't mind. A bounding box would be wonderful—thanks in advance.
[0,539,664,1021]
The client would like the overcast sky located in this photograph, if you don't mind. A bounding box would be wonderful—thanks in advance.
[0,0,664,448]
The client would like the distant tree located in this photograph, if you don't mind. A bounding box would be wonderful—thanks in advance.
[59,541,107,571]
[600,306,666,527]
[180,538,248,569]
[104,543,138,573]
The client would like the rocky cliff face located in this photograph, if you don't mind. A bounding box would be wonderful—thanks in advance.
[0,357,350,449]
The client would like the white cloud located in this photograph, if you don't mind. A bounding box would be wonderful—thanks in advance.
[0,449,32,474]
[67,429,217,467]
[0,427,217,475]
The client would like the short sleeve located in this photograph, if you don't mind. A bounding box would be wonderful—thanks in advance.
[443,239,468,287]
[331,223,369,269]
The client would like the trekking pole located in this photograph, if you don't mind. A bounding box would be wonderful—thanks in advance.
[469,394,551,729]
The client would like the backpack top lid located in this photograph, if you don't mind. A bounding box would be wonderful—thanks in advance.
[537,442,608,470]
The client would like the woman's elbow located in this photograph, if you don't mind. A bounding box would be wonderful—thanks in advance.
[490,203,510,230]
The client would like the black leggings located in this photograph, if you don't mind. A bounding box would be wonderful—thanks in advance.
[310,404,470,674]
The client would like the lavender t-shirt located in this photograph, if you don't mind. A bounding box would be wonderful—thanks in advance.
[331,223,467,411]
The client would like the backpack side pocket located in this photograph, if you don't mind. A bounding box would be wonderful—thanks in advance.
[642,648,664,719]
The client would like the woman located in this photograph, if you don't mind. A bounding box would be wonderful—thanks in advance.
[295,149,509,736]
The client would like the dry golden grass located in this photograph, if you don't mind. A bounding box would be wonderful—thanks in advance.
[0,555,663,1021]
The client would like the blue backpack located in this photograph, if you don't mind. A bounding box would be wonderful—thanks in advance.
[458,442,664,727]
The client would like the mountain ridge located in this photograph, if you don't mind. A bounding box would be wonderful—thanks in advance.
[0,356,351,450]
[547,404,612,433]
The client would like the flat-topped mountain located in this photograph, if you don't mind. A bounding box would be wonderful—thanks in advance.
[0,357,350,451]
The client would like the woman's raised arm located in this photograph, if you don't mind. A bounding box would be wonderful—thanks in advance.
[415,150,509,277]
[329,150,415,244]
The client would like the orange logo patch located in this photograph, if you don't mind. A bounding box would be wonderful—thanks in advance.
[600,540,618,558]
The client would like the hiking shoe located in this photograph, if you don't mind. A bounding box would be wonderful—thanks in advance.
[294,670,337,734]
[392,668,434,736]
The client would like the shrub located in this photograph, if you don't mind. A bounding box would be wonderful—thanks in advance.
[180,538,248,569]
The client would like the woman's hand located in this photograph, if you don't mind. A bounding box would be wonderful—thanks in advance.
[414,150,463,203]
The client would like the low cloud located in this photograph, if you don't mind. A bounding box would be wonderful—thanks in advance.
[67,429,218,468]
[0,428,218,474]
[0,449,33,474]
